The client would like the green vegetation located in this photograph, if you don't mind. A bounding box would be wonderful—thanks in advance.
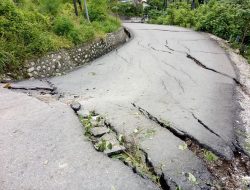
[203,150,219,162]
[147,0,249,41]
[111,149,161,185]
[178,143,188,151]
[111,130,161,186]
[95,139,113,152]
[146,0,250,62]
[112,0,249,62]
[111,1,143,17]
[79,114,94,137]
[0,0,120,75]
[79,112,161,186]
[187,172,198,185]
[245,136,250,153]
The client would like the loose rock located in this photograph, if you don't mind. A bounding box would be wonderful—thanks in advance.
[90,120,99,127]
[70,102,81,112]
[104,145,126,156]
[90,127,109,137]
[92,115,101,121]
[28,67,35,73]
[101,133,119,145]
[77,109,90,118]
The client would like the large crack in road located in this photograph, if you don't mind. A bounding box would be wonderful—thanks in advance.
[186,54,250,96]
[1,23,250,190]
[131,103,230,159]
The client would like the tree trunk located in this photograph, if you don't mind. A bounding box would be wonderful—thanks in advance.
[73,0,78,16]
[191,0,195,9]
[240,23,249,54]
[77,0,83,11]
[163,0,167,9]
[83,0,90,22]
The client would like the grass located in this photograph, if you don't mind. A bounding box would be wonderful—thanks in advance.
[79,111,103,137]
[111,128,161,186]
[203,150,218,162]
[231,43,250,64]
[79,114,94,137]
[0,0,121,76]
[79,111,161,186]
[111,143,161,185]
[187,172,198,185]
[112,151,160,183]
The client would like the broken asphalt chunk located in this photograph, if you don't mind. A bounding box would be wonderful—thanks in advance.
[70,102,81,112]
[101,133,119,145]
[77,109,90,118]
[90,127,109,137]
[104,145,126,156]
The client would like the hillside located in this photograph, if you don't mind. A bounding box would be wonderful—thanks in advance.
[0,0,120,77]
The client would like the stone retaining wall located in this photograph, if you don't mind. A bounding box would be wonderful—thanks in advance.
[26,27,129,79]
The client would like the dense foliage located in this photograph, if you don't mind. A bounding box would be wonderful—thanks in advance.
[147,0,250,60]
[148,1,249,40]
[0,0,120,75]
[112,0,249,61]
[111,1,143,17]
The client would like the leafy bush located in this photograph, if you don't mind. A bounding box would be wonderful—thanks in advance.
[167,2,195,27]
[148,0,249,41]
[148,2,195,27]
[88,0,108,21]
[147,0,249,60]
[0,0,121,75]
[147,0,165,10]
[53,16,74,36]
[195,1,241,40]
[112,2,143,17]
[0,0,59,73]
[146,8,163,20]
[40,0,62,15]
[98,17,121,33]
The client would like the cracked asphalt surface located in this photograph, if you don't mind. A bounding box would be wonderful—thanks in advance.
[1,23,249,190]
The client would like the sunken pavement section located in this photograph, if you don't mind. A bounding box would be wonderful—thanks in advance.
[1,23,250,190]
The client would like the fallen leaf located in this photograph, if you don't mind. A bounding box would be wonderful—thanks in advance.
[178,143,187,151]
[188,172,198,184]
[3,83,11,88]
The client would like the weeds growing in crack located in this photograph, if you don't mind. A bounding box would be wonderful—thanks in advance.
[79,111,99,137]
[111,127,162,186]
[111,149,160,185]
[203,150,219,162]
[132,103,250,188]
[186,138,250,190]
[77,109,164,188]
[95,139,113,152]
[246,141,250,153]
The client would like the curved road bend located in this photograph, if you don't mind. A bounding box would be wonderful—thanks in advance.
[0,23,243,190]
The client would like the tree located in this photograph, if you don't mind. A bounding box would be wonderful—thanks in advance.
[73,0,90,22]
[163,0,167,9]
[83,0,90,22]
[147,0,164,10]
[238,0,250,54]
[224,0,250,53]
[73,0,79,16]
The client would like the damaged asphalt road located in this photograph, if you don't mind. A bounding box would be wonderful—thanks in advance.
[1,23,250,190]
